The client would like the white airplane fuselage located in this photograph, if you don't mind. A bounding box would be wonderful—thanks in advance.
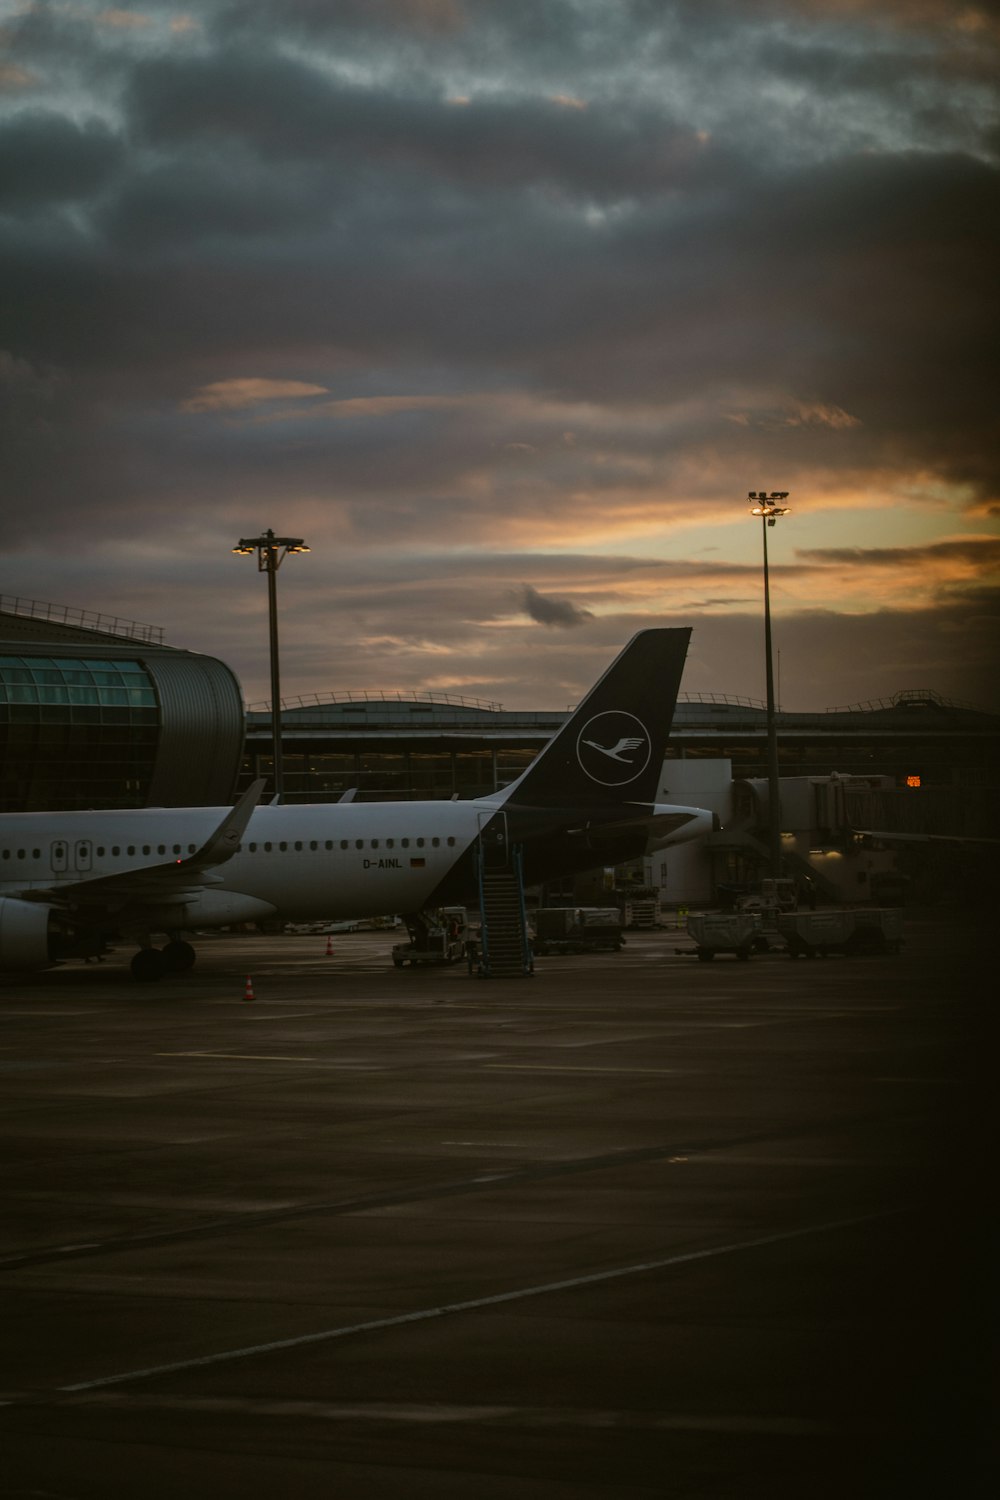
[0,795,710,925]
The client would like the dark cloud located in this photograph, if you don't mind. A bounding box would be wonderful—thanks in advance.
[517,585,594,628]
[797,538,1000,568]
[0,111,124,205]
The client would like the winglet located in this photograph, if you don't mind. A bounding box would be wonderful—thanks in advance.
[183,778,266,869]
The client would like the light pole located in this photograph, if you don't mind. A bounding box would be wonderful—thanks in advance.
[232,529,310,804]
[748,490,790,878]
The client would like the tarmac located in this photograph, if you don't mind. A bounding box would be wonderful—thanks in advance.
[0,913,993,1498]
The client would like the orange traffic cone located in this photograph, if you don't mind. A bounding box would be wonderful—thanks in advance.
[325,934,334,957]
[243,975,255,1002]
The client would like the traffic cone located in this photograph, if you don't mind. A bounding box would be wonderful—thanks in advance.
[243,975,255,1002]
[325,934,334,957]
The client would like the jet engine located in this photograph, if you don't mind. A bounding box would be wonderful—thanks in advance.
[0,897,55,971]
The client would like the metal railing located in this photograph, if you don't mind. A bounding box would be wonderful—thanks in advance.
[824,688,979,714]
[248,688,504,713]
[0,595,163,645]
[678,692,767,709]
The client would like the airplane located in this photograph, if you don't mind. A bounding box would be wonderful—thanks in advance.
[0,628,714,980]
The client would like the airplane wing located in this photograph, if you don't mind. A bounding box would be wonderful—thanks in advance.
[27,779,266,910]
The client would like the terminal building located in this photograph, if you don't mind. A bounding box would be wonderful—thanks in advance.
[3,598,997,903]
[239,685,998,801]
[0,599,243,813]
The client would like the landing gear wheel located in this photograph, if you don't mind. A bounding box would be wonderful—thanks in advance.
[162,940,196,972]
[131,947,167,982]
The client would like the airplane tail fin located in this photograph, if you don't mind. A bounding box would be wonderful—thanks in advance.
[499,628,691,809]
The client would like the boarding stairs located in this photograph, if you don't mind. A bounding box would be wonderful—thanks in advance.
[476,814,533,978]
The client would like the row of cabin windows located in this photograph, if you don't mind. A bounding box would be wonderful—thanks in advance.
[2,836,457,861]
[238,836,457,853]
[2,843,198,860]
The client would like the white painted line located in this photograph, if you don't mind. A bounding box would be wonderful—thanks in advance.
[238,1011,333,1021]
[159,1051,328,1064]
[55,1393,831,1433]
[485,1064,681,1076]
[59,1209,896,1394]
[0,1011,118,1018]
[441,1142,536,1148]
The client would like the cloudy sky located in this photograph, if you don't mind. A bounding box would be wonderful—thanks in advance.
[2,0,998,713]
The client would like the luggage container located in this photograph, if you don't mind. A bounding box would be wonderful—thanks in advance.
[686,911,760,962]
[778,908,902,958]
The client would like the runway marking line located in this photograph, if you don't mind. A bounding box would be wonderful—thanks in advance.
[58,1208,900,1394]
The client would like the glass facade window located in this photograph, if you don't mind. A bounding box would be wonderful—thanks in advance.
[357,752,407,796]
[454,749,492,796]
[0,655,159,812]
[496,748,534,787]
[409,751,454,795]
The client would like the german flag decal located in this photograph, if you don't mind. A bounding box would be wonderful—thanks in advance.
[409,857,426,868]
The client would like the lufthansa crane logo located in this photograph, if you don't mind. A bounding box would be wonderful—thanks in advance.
[576,711,651,787]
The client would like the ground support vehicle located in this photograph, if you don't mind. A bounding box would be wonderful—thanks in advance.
[737,878,798,922]
[778,907,902,958]
[686,911,762,962]
[615,887,662,928]
[392,906,468,967]
[532,907,625,955]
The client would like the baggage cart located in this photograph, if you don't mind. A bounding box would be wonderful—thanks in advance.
[533,907,624,955]
[686,911,760,962]
[778,908,902,958]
